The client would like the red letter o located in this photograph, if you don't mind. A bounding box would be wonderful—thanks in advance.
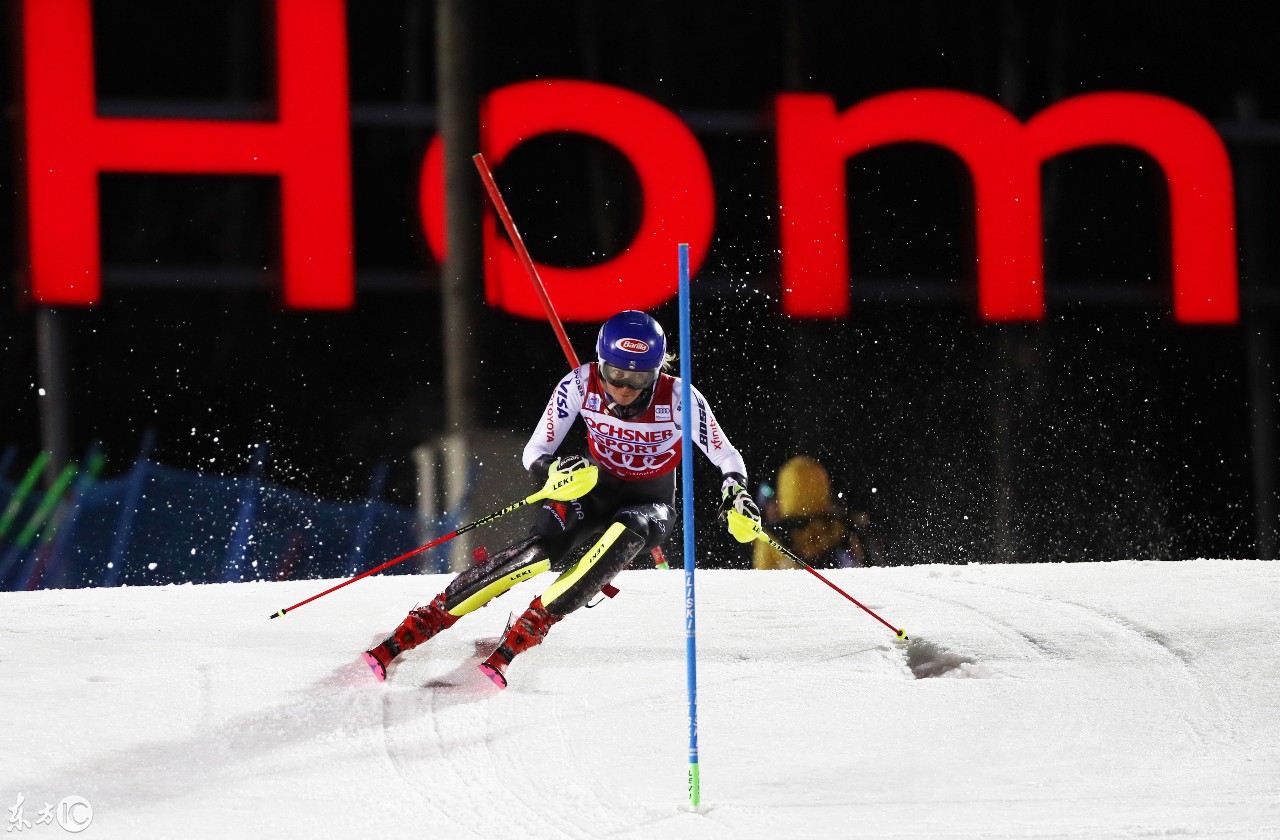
[422,80,714,321]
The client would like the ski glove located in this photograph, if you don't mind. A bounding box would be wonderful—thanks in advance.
[550,454,591,475]
[718,476,762,543]
[529,453,589,482]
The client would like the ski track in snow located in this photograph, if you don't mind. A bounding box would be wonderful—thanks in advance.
[946,574,1228,749]
[3,561,1279,839]
[888,565,1270,824]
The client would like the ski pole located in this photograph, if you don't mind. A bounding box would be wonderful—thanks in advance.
[727,510,908,641]
[268,463,598,619]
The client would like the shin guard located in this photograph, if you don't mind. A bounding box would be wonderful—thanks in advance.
[443,537,552,618]
[540,522,646,617]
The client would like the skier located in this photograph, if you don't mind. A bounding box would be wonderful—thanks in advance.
[362,309,761,688]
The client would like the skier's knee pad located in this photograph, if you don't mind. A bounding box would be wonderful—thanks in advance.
[540,522,646,617]
[443,536,552,617]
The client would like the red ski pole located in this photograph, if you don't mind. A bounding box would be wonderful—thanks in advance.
[268,466,599,619]
[730,512,908,640]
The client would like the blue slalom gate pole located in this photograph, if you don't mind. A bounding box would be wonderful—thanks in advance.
[678,242,701,808]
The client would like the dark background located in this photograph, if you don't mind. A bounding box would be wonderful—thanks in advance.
[3,1,1278,566]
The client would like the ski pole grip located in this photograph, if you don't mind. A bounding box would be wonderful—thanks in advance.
[539,464,599,502]
[726,509,765,544]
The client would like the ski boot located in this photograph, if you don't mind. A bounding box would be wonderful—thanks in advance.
[478,597,561,689]
[362,593,458,681]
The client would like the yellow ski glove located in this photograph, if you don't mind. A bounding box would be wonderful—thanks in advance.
[718,477,762,543]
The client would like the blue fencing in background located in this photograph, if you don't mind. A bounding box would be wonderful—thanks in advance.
[0,453,459,592]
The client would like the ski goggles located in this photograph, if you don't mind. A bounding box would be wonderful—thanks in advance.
[600,362,657,391]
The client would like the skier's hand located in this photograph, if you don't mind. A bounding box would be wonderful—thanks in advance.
[718,476,762,543]
[542,455,598,501]
[717,475,757,519]
[529,454,555,481]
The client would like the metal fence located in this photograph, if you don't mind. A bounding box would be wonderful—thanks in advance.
[0,451,458,592]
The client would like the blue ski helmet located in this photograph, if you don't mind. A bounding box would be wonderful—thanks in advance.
[596,310,666,372]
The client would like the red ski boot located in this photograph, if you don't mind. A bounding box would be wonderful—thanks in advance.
[478,597,562,689]
[363,593,458,681]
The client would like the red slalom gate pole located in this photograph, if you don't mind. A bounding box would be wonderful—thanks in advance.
[472,152,672,569]
[472,152,581,368]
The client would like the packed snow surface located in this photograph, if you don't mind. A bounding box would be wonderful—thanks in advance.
[3,560,1279,838]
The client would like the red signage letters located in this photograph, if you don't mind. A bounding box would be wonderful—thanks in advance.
[777,90,1238,322]
[419,80,715,320]
[20,0,353,309]
[17,0,1239,324]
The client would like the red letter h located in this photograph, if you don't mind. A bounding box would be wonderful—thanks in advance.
[20,0,353,308]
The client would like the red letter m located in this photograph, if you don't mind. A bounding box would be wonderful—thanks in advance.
[776,90,1238,323]
[20,0,353,308]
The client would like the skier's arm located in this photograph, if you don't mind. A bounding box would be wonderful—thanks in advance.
[676,382,761,541]
[677,382,748,481]
[522,365,589,480]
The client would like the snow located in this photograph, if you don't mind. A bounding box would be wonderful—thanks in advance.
[3,559,1279,838]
